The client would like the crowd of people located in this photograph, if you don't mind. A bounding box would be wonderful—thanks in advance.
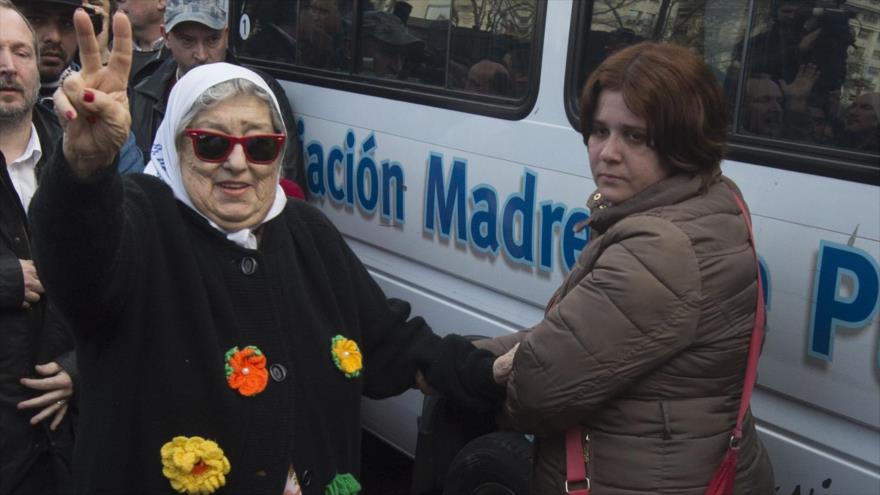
[2,0,834,494]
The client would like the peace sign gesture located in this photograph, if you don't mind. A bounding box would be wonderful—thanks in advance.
[53,9,132,178]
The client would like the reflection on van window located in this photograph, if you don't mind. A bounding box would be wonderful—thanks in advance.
[238,0,298,64]
[576,0,880,157]
[357,0,535,97]
[234,0,537,100]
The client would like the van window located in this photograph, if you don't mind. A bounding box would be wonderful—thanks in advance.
[568,0,880,184]
[232,0,543,116]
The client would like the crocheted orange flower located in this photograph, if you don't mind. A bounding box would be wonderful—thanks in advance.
[225,346,268,396]
[160,436,231,494]
[331,335,362,378]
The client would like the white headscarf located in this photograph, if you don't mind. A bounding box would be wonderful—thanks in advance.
[144,62,287,249]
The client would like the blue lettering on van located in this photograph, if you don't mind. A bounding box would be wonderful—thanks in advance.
[423,155,588,272]
[424,153,468,244]
[471,184,500,254]
[500,171,537,265]
[300,120,404,224]
[808,241,880,362]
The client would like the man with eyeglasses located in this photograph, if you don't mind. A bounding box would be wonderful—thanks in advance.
[130,0,305,196]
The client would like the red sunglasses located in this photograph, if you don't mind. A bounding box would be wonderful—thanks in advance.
[184,129,286,164]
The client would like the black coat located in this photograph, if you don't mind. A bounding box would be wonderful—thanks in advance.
[30,150,444,494]
[0,104,74,495]
[129,52,306,190]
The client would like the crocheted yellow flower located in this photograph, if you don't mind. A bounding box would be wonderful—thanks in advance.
[331,335,362,378]
[160,436,231,494]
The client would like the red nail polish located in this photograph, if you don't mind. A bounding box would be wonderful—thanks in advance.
[83,90,95,103]
[86,115,97,124]
[65,110,75,121]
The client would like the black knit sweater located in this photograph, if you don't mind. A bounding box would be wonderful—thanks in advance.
[30,151,445,495]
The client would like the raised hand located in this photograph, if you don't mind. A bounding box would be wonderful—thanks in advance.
[52,9,132,177]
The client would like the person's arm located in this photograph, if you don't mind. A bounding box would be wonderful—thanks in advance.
[117,131,145,174]
[501,216,702,436]
[29,10,134,324]
[308,209,503,411]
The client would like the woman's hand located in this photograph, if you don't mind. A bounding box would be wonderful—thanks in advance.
[492,343,519,385]
[53,9,132,177]
[18,362,74,430]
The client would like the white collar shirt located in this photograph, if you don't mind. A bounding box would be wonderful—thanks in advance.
[7,123,42,211]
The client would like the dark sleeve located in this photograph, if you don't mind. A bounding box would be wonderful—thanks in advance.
[327,223,503,411]
[54,350,78,392]
[117,132,146,175]
[329,232,439,398]
[29,148,128,325]
[422,334,507,413]
[0,253,23,309]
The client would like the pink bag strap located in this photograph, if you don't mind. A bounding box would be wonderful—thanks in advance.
[565,427,590,494]
[729,191,765,445]
[565,190,764,491]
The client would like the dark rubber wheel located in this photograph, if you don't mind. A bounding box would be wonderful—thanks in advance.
[441,431,532,495]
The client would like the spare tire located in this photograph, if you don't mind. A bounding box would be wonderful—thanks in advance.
[442,431,533,495]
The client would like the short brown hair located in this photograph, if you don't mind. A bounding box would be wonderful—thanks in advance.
[579,42,727,178]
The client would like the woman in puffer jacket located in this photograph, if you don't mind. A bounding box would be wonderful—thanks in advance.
[428,42,776,494]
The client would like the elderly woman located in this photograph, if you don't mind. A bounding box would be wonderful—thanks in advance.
[29,11,489,495]
[433,43,776,494]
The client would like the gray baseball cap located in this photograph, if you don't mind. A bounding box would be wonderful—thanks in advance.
[165,0,228,33]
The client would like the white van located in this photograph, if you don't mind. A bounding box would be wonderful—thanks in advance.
[231,0,879,493]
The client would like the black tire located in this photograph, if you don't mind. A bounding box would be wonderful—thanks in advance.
[441,431,532,495]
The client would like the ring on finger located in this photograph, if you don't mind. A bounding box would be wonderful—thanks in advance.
[56,399,66,406]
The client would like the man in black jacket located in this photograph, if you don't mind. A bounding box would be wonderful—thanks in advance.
[0,2,75,494]
[130,0,306,191]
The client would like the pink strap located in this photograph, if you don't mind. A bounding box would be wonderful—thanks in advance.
[729,191,765,443]
[565,427,590,494]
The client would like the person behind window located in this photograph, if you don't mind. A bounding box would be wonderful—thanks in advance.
[838,92,879,152]
[465,59,512,97]
[31,11,491,494]
[742,75,785,137]
[807,99,835,145]
[296,0,344,69]
[359,10,423,79]
[423,42,775,494]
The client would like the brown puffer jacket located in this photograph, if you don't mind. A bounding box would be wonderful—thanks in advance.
[479,172,774,494]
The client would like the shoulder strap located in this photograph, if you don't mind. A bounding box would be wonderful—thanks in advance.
[729,191,765,443]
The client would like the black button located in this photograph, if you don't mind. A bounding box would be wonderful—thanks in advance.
[269,363,287,382]
[13,236,21,244]
[240,257,258,275]
[301,470,311,487]
[255,469,267,478]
